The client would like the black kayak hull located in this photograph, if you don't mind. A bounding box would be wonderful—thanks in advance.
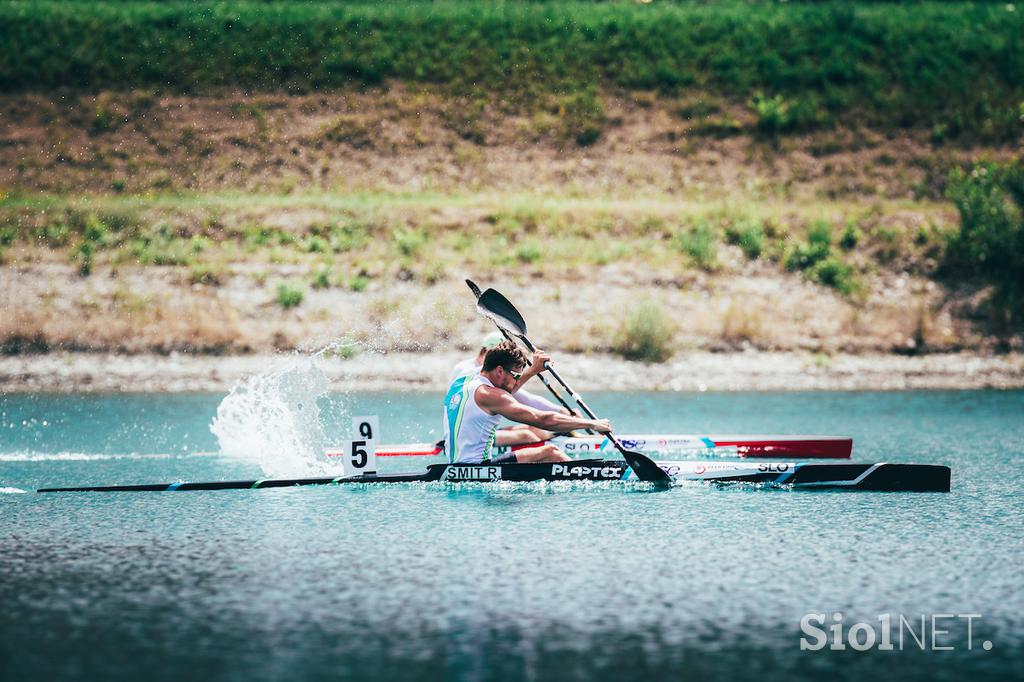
[38,459,950,493]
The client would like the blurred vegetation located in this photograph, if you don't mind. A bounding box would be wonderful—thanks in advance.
[674,221,719,271]
[783,220,860,296]
[0,192,953,302]
[945,160,1024,329]
[1,1,1021,141]
[275,282,305,308]
[611,299,676,363]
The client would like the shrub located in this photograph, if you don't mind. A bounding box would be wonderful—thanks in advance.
[840,222,861,250]
[808,221,833,249]
[674,221,719,271]
[945,161,1024,325]
[393,227,426,257]
[330,223,370,253]
[785,222,833,272]
[306,236,328,253]
[275,283,304,309]
[612,301,676,363]
[725,221,764,260]
[784,240,828,272]
[0,225,16,248]
[131,227,191,266]
[556,88,606,147]
[74,241,93,277]
[348,275,369,292]
[750,92,791,135]
[810,256,858,296]
[189,263,222,286]
[516,240,542,264]
[311,267,331,289]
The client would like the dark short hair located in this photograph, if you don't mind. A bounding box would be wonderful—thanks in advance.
[482,340,527,372]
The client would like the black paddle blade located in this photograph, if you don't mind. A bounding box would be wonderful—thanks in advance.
[622,450,674,485]
[477,288,528,337]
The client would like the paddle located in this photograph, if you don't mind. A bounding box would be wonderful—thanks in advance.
[465,279,588,431]
[468,283,673,484]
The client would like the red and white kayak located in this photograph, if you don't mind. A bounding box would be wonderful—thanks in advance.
[328,434,852,460]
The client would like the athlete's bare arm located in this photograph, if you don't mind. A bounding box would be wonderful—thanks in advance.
[475,386,611,434]
[509,349,550,394]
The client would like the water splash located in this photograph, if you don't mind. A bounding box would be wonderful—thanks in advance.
[210,342,357,477]
[0,487,27,494]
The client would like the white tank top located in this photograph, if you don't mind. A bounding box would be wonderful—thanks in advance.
[442,374,502,463]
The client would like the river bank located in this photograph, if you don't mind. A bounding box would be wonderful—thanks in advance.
[2,350,1021,394]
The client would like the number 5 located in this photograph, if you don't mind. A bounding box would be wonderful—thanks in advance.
[350,440,368,468]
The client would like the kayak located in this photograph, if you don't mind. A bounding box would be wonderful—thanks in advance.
[38,459,950,493]
[331,434,853,459]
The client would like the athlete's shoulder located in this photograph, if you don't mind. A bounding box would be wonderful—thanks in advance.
[474,382,511,411]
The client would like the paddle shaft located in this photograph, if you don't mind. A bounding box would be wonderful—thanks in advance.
[465,280,584,423]
[514,333,636,459]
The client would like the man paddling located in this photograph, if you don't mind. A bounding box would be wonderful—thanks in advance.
[450,331,570,446]
[443,341,612,463]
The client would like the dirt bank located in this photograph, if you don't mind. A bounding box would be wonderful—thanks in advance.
[2,350,1021,394]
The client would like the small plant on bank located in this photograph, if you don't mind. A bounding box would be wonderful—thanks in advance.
[840,222,862,250]
[393,227,426,257]
[555,87,606,147]
[785,221,832,272]
[305,236,328,254]
[311,267,331,289]
[612,300,676,363]
[516,240,543,264]
[725,221,765,260]
[330,223,370,253]
[74,241,93,276]
[348,274,369,292]
[781,220,859,295]
[189,263,223,286]
[674,221,719,271]
[810,256,859,296]
[750,92,791,135]
[275,283,304,309]
[0,225,12,263]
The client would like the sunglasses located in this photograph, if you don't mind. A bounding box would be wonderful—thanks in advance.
[503,366,523,381]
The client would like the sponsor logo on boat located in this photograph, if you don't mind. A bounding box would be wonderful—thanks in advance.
[758,463,791,473]
[444,466,501,481]
[550,464,622,479]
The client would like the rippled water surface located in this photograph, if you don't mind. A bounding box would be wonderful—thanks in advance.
[2,390,1022,681]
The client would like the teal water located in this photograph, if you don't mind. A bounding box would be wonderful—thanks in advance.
[1,391,1022,681]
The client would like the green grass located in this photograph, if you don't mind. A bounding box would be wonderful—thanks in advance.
[674,221,719,271]
[0,190,954,301]
[725,220,765,260]
[275,282,305,309]
[1,2,1021,141]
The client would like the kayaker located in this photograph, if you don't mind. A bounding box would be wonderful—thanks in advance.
[450,332,569,445]
[443,341,612,464]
